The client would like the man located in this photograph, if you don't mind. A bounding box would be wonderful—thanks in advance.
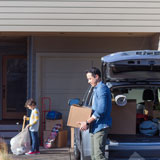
[79,67,112,160]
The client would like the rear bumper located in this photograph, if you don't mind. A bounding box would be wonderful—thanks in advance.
[108,142,160,150]
[107,142,160,159]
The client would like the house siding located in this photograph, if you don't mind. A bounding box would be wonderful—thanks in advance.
[0,0,160,32]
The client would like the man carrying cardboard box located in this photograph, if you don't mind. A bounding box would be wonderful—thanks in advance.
[79,67,112,160]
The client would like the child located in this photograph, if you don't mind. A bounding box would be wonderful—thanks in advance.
[23,98,40,155]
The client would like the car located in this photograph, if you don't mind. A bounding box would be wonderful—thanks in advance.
[69,50,160,160]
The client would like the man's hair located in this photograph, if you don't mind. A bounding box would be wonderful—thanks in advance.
[25,98,36,108]
[86,67,101,78]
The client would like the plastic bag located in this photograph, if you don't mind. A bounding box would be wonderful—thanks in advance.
[139,120,158,136]
[10,128,30,155]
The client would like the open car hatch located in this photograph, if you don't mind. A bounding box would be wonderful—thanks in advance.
[101,50,160,82]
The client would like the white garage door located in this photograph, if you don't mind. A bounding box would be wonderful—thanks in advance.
[37,53,104,126]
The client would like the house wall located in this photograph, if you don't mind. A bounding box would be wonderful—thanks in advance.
[0,0,160,32]
[33,36,152,53]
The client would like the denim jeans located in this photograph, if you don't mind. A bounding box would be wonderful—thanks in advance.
[90,127,110,160]
[30,131,39,152]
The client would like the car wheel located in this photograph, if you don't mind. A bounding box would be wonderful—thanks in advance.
[74,143,80,160]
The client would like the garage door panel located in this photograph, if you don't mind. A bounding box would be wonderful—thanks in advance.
[42,74,87,90]
[41,88,86,94]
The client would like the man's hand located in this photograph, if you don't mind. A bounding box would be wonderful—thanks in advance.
[78,121,88,131]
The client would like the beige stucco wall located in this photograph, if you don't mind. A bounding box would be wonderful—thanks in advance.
[33,36,152,53]
[0,0,160,32]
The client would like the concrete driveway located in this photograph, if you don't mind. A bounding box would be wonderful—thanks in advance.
[10,147,75,160]
[10,149,160,160]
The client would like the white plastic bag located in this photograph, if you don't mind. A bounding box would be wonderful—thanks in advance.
[10,128,30,155]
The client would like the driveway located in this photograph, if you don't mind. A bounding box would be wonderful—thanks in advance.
[10,147,75,160]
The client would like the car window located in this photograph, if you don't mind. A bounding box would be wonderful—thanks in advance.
[112,87,156,104]
[82,86,94,107]
[123,89,144,103]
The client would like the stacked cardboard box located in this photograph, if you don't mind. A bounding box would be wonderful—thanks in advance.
[45,119,63,130]
[43,119,68,148]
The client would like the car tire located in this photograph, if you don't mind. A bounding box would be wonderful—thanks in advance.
[74,143,81,160]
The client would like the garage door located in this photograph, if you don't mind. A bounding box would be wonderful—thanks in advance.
[39,53,103,126]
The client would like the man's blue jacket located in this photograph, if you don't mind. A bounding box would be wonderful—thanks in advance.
[90,81,112,134]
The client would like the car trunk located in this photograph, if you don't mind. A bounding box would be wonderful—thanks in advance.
[101,50,160,159]
[109,88,160,136]
[107,92,160,159]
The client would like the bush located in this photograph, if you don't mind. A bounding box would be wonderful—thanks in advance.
[0,138,12,160]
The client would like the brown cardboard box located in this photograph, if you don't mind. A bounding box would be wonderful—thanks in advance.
[67,105,92,128]
[110,100,136,135]
[57,130,68,148]
[43,130,68,148]
[153,110,160,118]
[45,119,63,130]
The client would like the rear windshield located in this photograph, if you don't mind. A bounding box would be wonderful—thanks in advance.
[111,87,160,105]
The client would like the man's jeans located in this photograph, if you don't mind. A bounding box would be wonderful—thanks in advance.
[90,127,110,160]
[30,131,39,152]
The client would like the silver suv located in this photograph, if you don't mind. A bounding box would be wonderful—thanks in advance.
[69,50,160,160]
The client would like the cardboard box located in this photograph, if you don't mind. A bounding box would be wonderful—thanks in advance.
[110,100,136,135]
[153,110,160,118]
[67,105,92,128]
[43,130,68,148]
[45,119,63,130]
[57,130,68,148]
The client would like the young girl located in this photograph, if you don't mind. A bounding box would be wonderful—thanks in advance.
[24,98,40,155]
